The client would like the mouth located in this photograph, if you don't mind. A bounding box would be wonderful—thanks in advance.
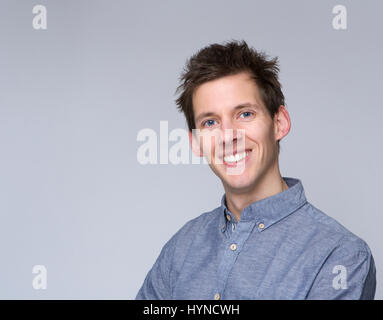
[222,149,252,167]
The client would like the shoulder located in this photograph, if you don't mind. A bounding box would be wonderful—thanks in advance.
[147,207,220,273]
[299,204,377,299]
[166,207,220,248]
[294,201,373,257]
[157,207,221,286]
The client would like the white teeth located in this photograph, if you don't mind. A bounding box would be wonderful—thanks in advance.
[224,151,250,163]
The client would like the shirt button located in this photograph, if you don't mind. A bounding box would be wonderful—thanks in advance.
[230,243,237,251]
[214,293,220,300]
[258,223,265,229]
[226,214,231,221]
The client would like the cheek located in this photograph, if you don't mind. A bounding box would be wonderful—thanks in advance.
[245,127,276,160]
[244,126,266,145]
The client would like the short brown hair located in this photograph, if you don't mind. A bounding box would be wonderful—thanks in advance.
[175,39,285,153]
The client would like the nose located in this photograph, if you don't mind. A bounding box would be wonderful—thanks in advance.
[220,117,236,146]
[220,118,245,154]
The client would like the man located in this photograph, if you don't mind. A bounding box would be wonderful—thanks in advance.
[135,40,376,299]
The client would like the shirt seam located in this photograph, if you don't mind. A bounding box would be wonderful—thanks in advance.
[305,235,344,298]
[358,250,372,299]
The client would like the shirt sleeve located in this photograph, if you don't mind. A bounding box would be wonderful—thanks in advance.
[135,236,175,300]
[306,237,376,300]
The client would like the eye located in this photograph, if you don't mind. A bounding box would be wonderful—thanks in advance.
[202,119,217,127]
[239,111,254,118]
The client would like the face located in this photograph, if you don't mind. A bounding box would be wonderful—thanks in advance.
[189,71,290,193]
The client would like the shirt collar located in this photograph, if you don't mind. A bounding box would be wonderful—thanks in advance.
[220,177,307,231]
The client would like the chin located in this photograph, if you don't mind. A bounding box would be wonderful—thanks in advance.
[210,163,256,190]
[222,175,254,191]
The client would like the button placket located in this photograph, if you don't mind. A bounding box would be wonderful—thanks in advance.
[215,219,258,299]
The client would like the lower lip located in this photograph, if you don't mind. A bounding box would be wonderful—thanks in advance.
[222,150,252,168]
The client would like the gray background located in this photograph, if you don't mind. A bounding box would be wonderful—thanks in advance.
[0,0,382,299]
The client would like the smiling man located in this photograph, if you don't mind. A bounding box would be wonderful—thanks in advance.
[135,40,376,300]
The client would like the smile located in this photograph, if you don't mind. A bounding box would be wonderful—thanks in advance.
[223,150,252,164]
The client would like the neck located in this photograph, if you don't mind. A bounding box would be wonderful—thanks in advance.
[224,167,289,223]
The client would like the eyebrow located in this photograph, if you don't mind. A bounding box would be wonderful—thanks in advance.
[195,103,259,124]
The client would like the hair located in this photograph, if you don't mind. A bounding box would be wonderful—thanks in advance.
[175,39,285,154]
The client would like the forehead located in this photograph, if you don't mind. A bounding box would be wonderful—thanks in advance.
[192,71,265,119]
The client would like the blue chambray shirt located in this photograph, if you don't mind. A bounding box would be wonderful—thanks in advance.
[136,177,376,300]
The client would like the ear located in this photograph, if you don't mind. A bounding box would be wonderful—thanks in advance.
[189,130,203,157]
[274,105,291,142]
